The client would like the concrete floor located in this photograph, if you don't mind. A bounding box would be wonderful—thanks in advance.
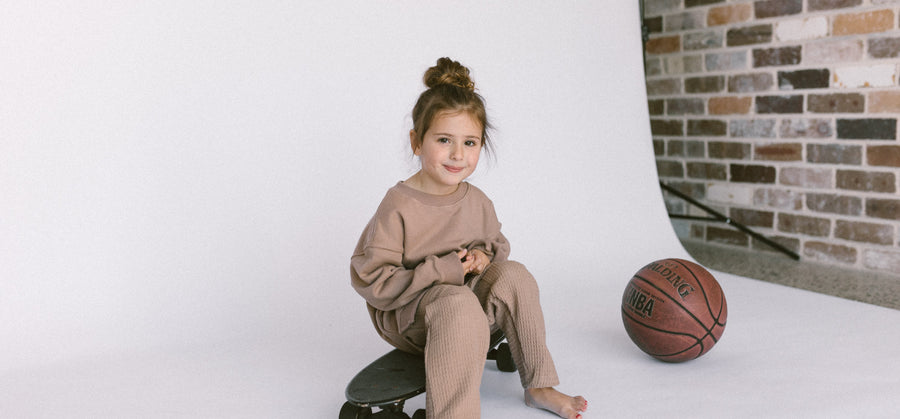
[682,239,900,311]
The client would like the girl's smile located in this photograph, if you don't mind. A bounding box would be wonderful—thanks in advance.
[407,111,483,195]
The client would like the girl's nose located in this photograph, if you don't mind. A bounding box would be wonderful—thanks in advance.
[450,144,463,160]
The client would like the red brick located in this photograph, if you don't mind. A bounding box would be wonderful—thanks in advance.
[752,236,800,254]
[866,198,900,220]
[808,93,864,113]
[667,98,705,115]
[869,91,900,113]
[647,78,682,96]
[709,141,751,159]
[753,46,802,67]
[730,208,774,227]
[836,170,896,192]
[644,16,662,34]
[867,145,900,167]
[666,181,706,200]
[685,76,725,93]
[667,140,705,157]
[807,143,862,165]
[645,58,663,76]
[648,100,664,115]
[756,95,803,114]
[809,0,863,11]
[687,162,728,180]
[727,24,773,46]
[833,9,895,36]
[835,220,894,244]
[665,10,706,31]
[778,69,830,90]
[837,119,897,140]
[688,120,727,136]
[646,35,681,54]
[665,55,704,74]
[807,193,862,215]
[657,160,684,177]
[654,140,665,156]
[804,241,858,264]
[755,143,803,161]
[755,0,802,18]
[731,164,776,183]
[778,214,831,236]
[651,119,684,136]
[708,4,752,26]
[869,37,900,59]
[707,226,749,246]
[709,96,752,114]
[686,0,725,7]
[684,31,725,51]
[691,224,705,240]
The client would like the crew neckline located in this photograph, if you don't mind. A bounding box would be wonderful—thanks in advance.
[396,181,469,206]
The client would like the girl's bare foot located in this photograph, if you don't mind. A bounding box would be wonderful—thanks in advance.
[525,387,588,419]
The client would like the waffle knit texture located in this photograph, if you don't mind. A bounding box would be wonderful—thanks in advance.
[351,181,510,336]
[350,181,559,418]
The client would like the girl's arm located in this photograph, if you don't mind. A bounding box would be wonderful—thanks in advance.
[466,200,510,263]
[351,226,465,313]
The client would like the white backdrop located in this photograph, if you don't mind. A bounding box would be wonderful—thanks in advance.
[1,1,674,370]
[5,2,899,418]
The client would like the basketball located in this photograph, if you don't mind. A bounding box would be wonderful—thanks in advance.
[621,258,727,362]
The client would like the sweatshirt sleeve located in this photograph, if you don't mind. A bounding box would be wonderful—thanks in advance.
[350,212,465,312]
[467,199,510,263]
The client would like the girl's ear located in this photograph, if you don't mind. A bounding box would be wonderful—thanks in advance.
[409,130,421,156]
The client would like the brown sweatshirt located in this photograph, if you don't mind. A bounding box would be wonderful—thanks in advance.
[351,181,510,333]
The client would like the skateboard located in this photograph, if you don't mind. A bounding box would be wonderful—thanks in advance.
[340,330,516,419]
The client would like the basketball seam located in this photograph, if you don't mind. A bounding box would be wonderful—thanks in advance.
[621,308,704,359]
[633,274,713,336]
[671,259,728,332]
[632,272,721,352]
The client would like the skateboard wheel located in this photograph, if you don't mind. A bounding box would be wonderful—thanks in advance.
[495,343,516,372]
[412,409,426,419]
[339,401,371,419]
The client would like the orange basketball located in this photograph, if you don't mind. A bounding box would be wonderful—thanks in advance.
[621,258,727,362]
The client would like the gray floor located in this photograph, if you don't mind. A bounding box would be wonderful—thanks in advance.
[682,240,900,311]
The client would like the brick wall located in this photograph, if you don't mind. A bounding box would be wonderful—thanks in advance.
[643,0,900,274]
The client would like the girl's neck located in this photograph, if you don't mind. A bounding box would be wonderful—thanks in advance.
[404,171,461,196]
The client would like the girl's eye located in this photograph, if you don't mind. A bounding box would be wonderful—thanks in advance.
[438,137,450,143]
[465,140,479,147]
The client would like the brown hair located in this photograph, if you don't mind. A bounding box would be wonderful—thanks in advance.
[410,57,493,156]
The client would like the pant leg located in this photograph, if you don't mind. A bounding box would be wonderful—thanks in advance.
[402,284,490,419]
[471,260,560,389]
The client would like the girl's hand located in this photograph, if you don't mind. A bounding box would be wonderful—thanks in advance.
[458,248,490,275]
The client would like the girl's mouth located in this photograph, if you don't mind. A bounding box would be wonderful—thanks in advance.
[444,165,464,173]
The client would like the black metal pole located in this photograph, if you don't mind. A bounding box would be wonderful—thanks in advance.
[660,182,801,261]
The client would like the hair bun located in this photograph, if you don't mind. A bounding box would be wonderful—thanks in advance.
[423,57,475,91]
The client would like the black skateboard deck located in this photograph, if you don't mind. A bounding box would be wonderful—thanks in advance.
[340,330,515,419]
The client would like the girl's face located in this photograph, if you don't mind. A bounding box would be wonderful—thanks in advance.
[410,111,483,195]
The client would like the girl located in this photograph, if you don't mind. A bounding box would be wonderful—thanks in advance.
[351,57,587,419]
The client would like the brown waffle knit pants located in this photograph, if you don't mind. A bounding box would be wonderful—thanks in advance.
[379,260,560,418]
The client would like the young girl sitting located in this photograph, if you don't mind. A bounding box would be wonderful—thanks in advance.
[351,57,587,419]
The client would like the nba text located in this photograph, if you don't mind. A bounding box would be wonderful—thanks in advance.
[623,285,655,318]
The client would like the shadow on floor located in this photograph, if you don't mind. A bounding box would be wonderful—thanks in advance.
[681,239,900,311]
